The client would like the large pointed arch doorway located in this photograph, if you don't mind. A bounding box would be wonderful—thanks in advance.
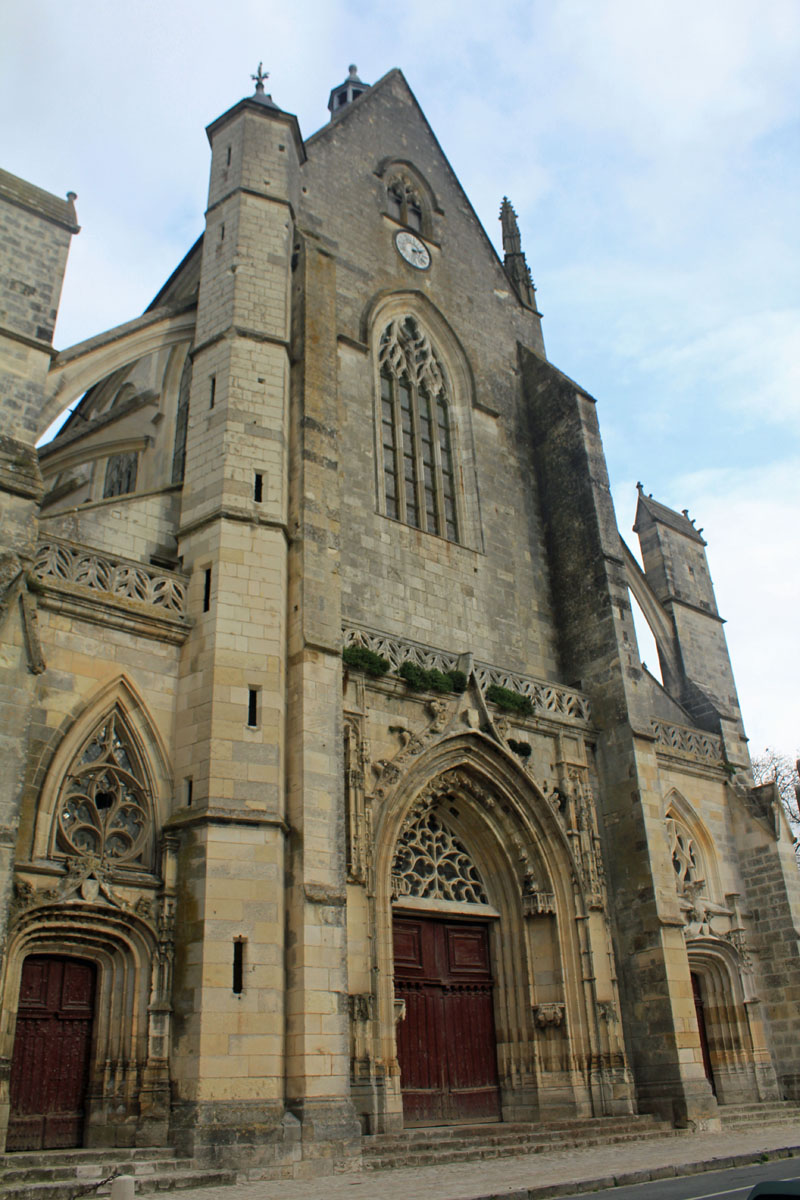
[8,955,96,1150]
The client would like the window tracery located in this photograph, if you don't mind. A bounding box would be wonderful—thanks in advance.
[666,815,700,893]
[52,709,153,870]
[378,316,458,542]
[392,809,487,904]
[103,451,138,499]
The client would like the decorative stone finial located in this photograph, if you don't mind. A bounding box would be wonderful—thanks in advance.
[499,197,537,310]
[251,62,269,94]
[349,64,359,78]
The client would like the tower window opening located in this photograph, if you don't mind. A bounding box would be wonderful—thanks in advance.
[209,375,216,409]
[226,145,231,166]
[203,567,212,612]
[233,938,245,994]
[185,777,193,807]
[254,472,263,503]
[247,689,258,728]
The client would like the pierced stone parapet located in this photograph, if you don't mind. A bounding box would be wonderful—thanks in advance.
[342,624,592,725]
[34,537,187,615]
[475,664,591,724]
[343,624,460,674]
[651,719,723,765]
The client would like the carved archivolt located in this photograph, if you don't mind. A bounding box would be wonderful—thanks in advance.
[52,709,153,870]
[392,809,488,905]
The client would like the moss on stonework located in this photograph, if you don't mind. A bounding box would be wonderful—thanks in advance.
[342,645,390,676]
[398,661,467,694]
[486,684,534,716]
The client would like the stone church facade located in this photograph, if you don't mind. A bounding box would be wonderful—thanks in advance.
[1,67,799,1176]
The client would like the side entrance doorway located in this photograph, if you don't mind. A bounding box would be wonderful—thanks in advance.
[393,914,501,1125]
[8,956,97,1151]
[691,971,717,1097]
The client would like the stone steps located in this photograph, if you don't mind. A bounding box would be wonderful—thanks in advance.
[0,1148,236,1200]
[719,1101,800,1130]
[363,1114,680,1170]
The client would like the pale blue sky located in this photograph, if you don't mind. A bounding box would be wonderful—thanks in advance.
[4,0,798,753]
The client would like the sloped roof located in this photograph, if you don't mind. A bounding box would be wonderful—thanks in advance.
[634,487,706,545]
[0,167,79,231]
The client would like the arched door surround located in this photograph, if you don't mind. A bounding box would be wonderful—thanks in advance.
[371,733,631,1129]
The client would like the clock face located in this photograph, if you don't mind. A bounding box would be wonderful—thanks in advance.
[395,230,431,270]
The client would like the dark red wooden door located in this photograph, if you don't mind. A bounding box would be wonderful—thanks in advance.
[393,916,500,1125]
[8,956,96,1151]
[691,971,716,1096]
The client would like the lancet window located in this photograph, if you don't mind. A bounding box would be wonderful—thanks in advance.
[52,709,153,870]
[378,316,458,542]
[392,809,487,904]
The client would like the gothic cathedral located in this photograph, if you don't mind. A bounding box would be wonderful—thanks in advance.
[1,67,798,1176]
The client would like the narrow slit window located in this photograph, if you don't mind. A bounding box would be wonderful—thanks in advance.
[203,567,211,612]
[185,778,193,807]
[209,375,216,409]
[377,316,459,543]
[226,145,232,166]
[247,689,258,727]
[233,939,244,994]
[254,472,263,503]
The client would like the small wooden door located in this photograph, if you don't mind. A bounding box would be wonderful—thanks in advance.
[393,915,500,1125]
[8,956,96,1151]
[691,971,716,1096]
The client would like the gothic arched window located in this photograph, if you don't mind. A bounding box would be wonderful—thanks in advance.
[378,316,458,542]
[52,708,154,871]
[666,814,702,894]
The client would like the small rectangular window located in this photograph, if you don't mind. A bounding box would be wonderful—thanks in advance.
[185,778,193,807]
[254,472,263,503]
[209,375,216,409]
[247,689,258,727]
[203,567,211,612]
[226,145,231,166]
[233,939,244,994]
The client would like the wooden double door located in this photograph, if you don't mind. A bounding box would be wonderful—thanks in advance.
[8,956,96,1151]
[393,914,501,1125]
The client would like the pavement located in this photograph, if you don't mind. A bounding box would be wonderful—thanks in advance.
[163,1120,800,1200]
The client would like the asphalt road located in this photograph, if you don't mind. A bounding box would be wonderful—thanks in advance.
[554,1157,800,1200]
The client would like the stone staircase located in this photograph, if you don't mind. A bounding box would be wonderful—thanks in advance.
[362,1113,681,1171]
[0,1147,236,1200]
[719,1100,800,1131]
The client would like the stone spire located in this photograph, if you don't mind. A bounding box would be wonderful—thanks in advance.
[500,197,537,310]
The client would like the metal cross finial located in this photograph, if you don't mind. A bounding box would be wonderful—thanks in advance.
[251,62,269,93]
